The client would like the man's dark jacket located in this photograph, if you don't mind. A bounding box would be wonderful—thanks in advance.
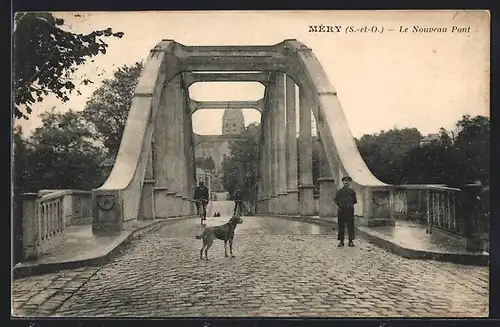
[194,186,209,202]
[334,187,357,208]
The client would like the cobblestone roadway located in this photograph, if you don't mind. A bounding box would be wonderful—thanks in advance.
[12,217,489,318]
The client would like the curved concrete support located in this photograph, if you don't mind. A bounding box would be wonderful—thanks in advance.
[283,39,390,224]
[285,75,299,215]
[92,41,180,232]
[182,81,197,216]
[283,40,386,187]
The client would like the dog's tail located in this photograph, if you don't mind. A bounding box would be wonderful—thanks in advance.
[195,230,205,239]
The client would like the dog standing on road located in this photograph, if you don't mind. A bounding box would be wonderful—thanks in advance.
[195,215,243,260]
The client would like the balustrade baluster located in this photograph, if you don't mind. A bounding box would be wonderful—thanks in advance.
[60,199,64,231]
[404,191,408,216]
[53,202,57,235]
[447,193,451,231]
[44,203,48,238]
[443,192,450,230]
[52,202,56,234]
[429,193,432,226]
[56,201,59,232]
[425,190,431,233]
[40,204,45,240]
[58,200,62,232]
[47,203,51,236]
[44,203,49,239]
[434,193,438,228]
[433,193,438,227]
[441,193,445,228]
[50,202,54,236]
[451,194,456,232]
[54,201,57,232]
[441,193,445,229]
[56,200,60,232]
[45,203,49,237]
[439,193,443,228]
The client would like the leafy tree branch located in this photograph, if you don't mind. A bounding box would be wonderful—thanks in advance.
[13,12,124,119]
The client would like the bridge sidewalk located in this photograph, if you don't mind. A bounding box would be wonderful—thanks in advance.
[266,215,489,267]
[12,218,188,279]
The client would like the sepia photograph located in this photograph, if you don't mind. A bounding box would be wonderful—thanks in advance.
[12,10,490,318]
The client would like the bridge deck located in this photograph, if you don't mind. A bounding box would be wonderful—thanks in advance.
[12,216,488,317]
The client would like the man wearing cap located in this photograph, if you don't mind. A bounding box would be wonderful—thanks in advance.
[334,176,357,247]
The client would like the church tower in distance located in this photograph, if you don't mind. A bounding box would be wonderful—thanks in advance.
[222,109,245,135]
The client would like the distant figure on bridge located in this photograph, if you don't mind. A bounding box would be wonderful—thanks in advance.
[233,190,243,216]
[334,176,357,247]
[194,181,209,223]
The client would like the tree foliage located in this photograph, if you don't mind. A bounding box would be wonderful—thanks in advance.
[195,156,216,173]
[82,62,143,156]
[221,123,260,202]
[453,115,490,184]
[357,118,489,186]
[401,136,459,185]
[13,61,143,196]
[23,108,106,191]
[13,12,124,119]
[356,128,422,184]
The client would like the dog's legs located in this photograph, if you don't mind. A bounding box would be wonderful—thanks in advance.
[224,240,229,257]
[200,246,204,260]
[229,238,235,258]
[205,236,214,261]
[199,231,207,260]
[204,244,212,261]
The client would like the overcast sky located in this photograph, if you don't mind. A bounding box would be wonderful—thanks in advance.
[14,10,490,138]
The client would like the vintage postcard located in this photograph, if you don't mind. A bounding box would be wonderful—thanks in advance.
[12,10,490,319]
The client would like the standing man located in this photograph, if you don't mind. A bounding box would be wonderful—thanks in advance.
[194,181,209,223]
[233,189,243,216]
[334,176,357,247]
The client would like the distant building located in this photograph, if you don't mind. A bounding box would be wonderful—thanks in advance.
[420,133,441,146]
[194,108,245,173]
[195,141,230,174]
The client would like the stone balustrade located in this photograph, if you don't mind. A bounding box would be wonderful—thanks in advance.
[390,184,489,252]
[21,189,93,261]
[390,185,460,232]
